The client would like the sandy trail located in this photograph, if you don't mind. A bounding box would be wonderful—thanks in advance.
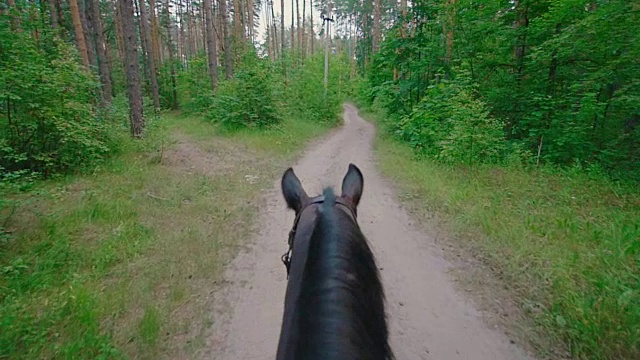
[204,104,533,359]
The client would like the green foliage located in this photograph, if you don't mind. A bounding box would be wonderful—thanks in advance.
[208,50,281,130]
[0,19,126,179]
[392,75,509,165]
[282,52,352,126]
[363,0,640,181]
[177,54,214,115]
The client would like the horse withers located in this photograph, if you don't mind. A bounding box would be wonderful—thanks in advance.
[276,163,394,360]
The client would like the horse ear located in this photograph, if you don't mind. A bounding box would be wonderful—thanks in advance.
[341,163,364,207]
[281,167,308,213]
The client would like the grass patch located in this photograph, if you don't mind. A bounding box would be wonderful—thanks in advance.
[369,113,640,359]
[0,112,331,358]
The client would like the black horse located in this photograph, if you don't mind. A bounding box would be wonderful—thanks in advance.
[276,164,393,360]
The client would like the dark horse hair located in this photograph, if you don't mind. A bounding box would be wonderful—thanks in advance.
[277,164,393,360]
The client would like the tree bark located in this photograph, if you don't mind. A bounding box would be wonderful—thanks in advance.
[247,0,254,41]
[149,0,161,64]
[219,0,233,78]
[69,0,89,67]
[444,0,456,66]
[372,0,381,54]
[302,0,305,56]
[163,0,178,109]
[270,0,277,58]
[89,0,113,104]
[178,0,186,61]
[138,0,160,109]
[119,0,145,137]
[310,0,313,54]
[48,0,59,29]
[233,0,242,41]
[112,0,125,61]
[80,0,97,68]
[295,0,300,55]
[280,0,285,55]
[204,0,219,91]
[290,0,294,53]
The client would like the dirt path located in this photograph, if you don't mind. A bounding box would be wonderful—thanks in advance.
[203,104,534,359]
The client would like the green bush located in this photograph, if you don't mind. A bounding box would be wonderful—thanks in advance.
[177,54,214,115]
[207,50,281,130]
[0,25,114,176]
[395,77,509,164]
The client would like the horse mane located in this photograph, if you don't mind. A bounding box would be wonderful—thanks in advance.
[293,187,393,359]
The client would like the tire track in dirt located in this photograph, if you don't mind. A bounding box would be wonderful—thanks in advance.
[202,104,534,359]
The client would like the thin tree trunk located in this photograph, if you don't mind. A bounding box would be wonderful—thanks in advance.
[372,0,380,54]
[112,0,125,61]
[163,0,178,109]
[233,0,242,41]
[280,0,284,55]
[119,0,145,137]
[295,0,300,55]
[48,0,58,29]
[310,0,313,54]
[69,0,89,67]
[302,0,305,56]
[149,0,161,64]
[138,0,160,109]
[444,0,456,66]
[290,0,294,54]
[270,0,277,58]
[89,0,113,104]
[179,0,186,62]
[80,0,97,68]
[204,0,219,91]
[247,0,254,41]
[219,0,232,78]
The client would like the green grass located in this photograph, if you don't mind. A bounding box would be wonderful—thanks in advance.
[0,113,331,359]
[370,114,640,359]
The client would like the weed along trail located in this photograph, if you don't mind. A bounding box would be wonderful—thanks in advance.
[203,104,534,360]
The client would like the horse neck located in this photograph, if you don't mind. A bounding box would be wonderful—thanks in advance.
[279,208,391,360]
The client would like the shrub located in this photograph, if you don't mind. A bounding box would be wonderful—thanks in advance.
[396,77,509,165]
[207,49,281,130]
[0,27,113,176]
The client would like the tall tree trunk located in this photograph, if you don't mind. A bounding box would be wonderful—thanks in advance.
[149,0,161,64]
[302,0,305,56]
[290,0,294,53]
[88,0,113,104]
[219,0,232,78]
[280,0,284,55]
[69,0,89,67]
[295,0,300,55]
[372,0,381,54]
[48,0,58,29]
[270,0,277,58]
[247,0,254,41]
[310,0,313,54]
[513,0,529,76]
[233,0,242,41]
[112,0,125,61]
[80,0,97,68]
[138,0,160,108]
[444,0,456,66]
[179,0,186,61]
[204,0,219,91]
[163,0,178,109]
[119,0,145,137]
